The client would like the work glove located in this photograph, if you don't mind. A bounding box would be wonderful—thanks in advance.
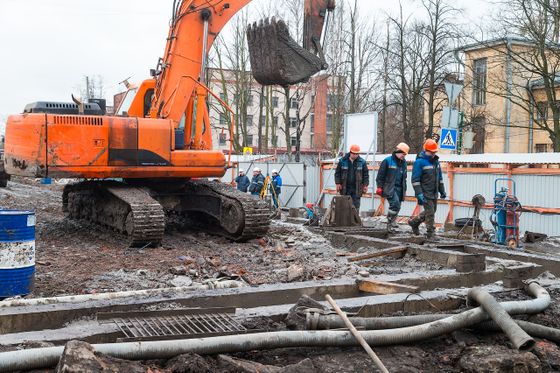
[375,187,383,196]
[439,191,447,199]
[362,185,369,194]
[336,184,343,193]
[416,193,426,206]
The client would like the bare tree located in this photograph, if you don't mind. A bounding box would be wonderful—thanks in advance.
[478,0,560,151]
[419,0,462,139]
[387,5,429,152]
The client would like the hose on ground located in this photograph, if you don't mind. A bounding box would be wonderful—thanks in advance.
[0,283,550,372]
[468,287,535,350]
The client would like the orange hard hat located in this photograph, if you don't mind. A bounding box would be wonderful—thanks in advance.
[349,144,361,153]
[424,139,439,152]
[396,142,410,155]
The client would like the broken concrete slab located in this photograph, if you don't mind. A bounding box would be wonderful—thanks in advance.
[55,340,147,373]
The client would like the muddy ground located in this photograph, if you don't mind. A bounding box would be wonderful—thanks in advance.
[2,178,560,372]
[0,178,441,297]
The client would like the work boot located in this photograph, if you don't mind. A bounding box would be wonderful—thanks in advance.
[426,229,435,240]
[408,218,420,235]
[387,213,397,234]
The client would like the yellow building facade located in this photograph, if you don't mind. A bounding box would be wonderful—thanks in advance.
[429,38,555,153]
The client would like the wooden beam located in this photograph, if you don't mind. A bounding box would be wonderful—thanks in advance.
[347,246,408,262]
[357,279,419,294]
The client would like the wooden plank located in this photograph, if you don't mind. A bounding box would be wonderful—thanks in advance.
[357,279,419,294]
[347,246,408,262]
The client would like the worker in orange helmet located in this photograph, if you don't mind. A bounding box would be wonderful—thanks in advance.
[408,139,447,239]
[375,142,410,233]
[334,144,370,210]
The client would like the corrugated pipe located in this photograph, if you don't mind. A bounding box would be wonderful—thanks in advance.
[0,283,549,372]
[307,314,560,344]
[468,287,535,350]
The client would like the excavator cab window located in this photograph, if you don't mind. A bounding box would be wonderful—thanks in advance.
[143,89,154,117]
[116,88,138,116]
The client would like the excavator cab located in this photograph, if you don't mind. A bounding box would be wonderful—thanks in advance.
[247,0,335,86]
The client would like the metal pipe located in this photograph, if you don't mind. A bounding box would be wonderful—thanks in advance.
[199,9,211,85]
[325,294,389,373]
[0,283,549,372]
[468,287,535,350]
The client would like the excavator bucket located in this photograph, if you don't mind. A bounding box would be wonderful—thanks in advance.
[247,18,327,86]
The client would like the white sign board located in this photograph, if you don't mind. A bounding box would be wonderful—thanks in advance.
[444,82,463,105]
[343,112,378,156]
[441,107,460,129]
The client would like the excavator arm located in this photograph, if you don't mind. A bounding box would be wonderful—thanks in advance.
[147,0,335,124]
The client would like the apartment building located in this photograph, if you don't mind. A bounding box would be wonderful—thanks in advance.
[429,37,556,153]
[207,68,341,153]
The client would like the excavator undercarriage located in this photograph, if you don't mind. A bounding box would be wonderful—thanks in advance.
[63,180,270,247]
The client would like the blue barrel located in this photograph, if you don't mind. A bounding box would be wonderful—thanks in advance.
[0,210,35,298]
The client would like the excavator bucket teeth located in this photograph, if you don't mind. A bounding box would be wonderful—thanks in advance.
[247,18,326,86]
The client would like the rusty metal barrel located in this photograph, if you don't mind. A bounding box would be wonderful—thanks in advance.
[0,210,35,298]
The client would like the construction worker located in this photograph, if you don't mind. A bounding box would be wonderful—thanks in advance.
[249,167,265,197]
[234,169,250,193]
[408,139,447,239]
[271,169,282,208]
[335,144,370,210]
[376,142,410,233]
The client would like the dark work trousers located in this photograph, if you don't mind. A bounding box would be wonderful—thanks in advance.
[410,198,437,233]
[346,188,361,210]
[388,186,404,216]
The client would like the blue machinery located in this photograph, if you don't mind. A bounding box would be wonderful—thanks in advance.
[491,178,522,249]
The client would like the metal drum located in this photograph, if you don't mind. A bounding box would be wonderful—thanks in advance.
[0,210,35,297]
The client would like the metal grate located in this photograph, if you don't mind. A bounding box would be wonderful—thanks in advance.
[98,308,247,342]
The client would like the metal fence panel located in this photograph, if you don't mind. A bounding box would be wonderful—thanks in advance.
[512,175,560,208]
[221,162,307,209]
[453,173,497,202]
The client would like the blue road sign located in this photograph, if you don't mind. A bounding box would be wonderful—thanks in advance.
[440,128,457,150]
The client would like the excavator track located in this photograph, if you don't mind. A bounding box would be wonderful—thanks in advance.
[153,179,271,242]
[62,179,271,246]
[63,181,165,247]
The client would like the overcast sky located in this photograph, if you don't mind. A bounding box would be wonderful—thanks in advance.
[0,0,491,129]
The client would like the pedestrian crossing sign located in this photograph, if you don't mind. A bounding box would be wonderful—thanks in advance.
[440,128,457,150]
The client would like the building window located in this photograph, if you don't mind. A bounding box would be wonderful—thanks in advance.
[472,58,487,106]
[327,94,340,110]
[310,113,315,132]
[536,101,548,121]
[271,135,278,146]
[471,116,485,154]
[260,115,266,126]
[246,115,253,126]
[219,133,227,145]
[535,143,549,152]
[219,113,227,125]
[245,134,253,146]
[272,96,279,108]
[290,117,298,128]
[273,116,278,126]
[291,136,297,146]
[326,114,333,132]
[310,134,314,147]
[219,92,226,101]
[290,98,299,109]
[247,94,254,106]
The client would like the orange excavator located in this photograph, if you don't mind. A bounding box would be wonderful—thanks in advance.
[4,0,334,246]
